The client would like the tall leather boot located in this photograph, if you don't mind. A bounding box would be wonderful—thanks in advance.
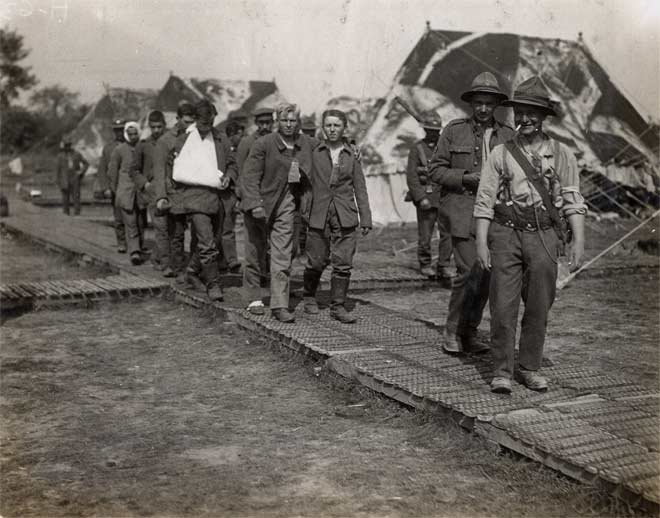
[302,269,322,314]
[201,261,223,302]
[330,275,356,324]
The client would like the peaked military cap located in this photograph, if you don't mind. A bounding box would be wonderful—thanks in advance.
[460,71,508,103]
[419,110,442,130]
[502,76,558,116]
[253,107,274,118]
[112,118,126,128]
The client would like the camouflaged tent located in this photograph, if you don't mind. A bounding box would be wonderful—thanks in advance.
[360,26,659,224]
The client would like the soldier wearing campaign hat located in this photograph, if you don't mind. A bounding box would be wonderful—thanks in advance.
[474,76,586,394]
[405,110,454,280]
[97,118,127,250]
[429,71,515,355]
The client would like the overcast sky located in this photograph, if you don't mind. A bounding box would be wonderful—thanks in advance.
[2,0,658,119]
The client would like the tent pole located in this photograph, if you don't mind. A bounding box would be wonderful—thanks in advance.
[558,209,660,290]
[591,184,643,222]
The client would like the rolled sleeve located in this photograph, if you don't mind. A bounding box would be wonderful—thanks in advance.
[473,145,503,220]
[556,143,587,216]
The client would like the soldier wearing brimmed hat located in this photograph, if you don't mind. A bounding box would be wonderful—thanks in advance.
[405,110,454,280]
[474,76,586,394]
[429,71,515,355]
[97,118,127,251]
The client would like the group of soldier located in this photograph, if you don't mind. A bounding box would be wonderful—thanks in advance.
[57,70,586,394]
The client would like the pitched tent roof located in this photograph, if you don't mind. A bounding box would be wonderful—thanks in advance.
[360,28,659,224]
[155,75,287,131]
[68,87,158,169]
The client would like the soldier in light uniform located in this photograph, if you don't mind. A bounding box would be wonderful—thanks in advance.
[97,119,127,252]
[474,76,586,394]
[405,111,454,279]
[429,72,515,354]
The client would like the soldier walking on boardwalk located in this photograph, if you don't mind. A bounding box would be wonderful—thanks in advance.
[429,72,515,354]
[405,111,454,280]
[301,109,372,323]
[97,119,126,251]
[474,77,586,394]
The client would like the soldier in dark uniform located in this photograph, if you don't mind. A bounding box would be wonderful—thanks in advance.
[56,138,89,216]
[217,119,244,273]
[429,72,515,354]
[130,110,167,270]
[405,111,454,279]
[236,107,275,315]
[301,109,372,323]
[474,77,586,393]
[97,119,127,252]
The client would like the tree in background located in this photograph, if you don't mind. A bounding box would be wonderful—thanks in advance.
[0,27,38,108]
[30,84,89,148]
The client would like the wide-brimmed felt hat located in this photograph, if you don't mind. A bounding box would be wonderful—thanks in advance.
[502,76,558,116]
[301,115,317,130]
[419,110,442,130]
[460,71,508,103]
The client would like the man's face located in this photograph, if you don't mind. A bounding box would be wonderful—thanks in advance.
[126,127,140,145]
[229,128,244,147]
[179,115,195,129]
[149,121,165,140]
[255,115,273,136]
[470,94,498,124]
[196,118,214,138]
[323,115,345,143]
[514,106,546,137]
[278,112,299,138]
[112,128,124,141]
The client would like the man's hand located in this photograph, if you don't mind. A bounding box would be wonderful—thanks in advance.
[462,172,480,190]
[252,207,266,220]
[156,198,170,212]
[476,239,491,271]
[361,226,371,236]
[419,198,432,211]
[144,181,151,192]
[567,239,585,272]
[219,176,231,190]
[104,189,112,199]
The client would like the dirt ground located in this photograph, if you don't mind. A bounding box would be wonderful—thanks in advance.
[0,236,653,517]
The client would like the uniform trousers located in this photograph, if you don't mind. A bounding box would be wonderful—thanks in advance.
[61,176,82,215]
[167,213,187,273]
[216,189,238,269]
[416,206,452,269]
[488,223,558,379]
[149,204,170,267]
[185,213,222,289]
[267,188,296,309]
[242,211,270,303]
[109,192,126,248]
[118,202,144,255]
[445,235,490,335]
[305,203,356,278]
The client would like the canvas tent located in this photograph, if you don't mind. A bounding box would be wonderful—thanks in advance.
[155,74,287,131]
[360,26,659,225]
[68,87,158,172]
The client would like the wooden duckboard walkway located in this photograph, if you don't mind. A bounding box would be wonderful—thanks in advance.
[2,206,658,512]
